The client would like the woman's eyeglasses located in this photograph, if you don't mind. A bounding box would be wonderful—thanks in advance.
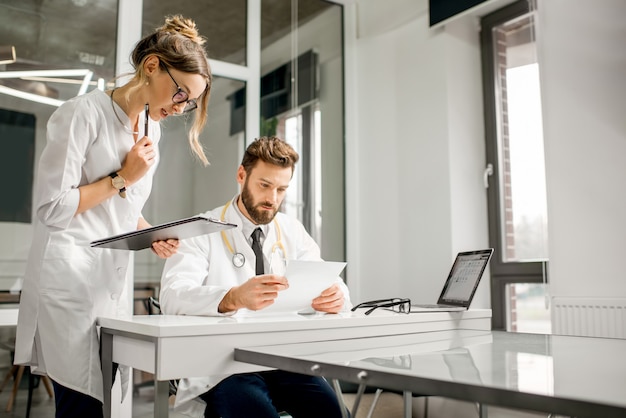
[351,298,411,315]
[163,65,200,113]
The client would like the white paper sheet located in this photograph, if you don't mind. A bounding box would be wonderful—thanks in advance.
[258,260,347,314]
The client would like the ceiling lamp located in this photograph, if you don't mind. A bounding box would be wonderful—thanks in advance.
[0,46,16,65]
[0,69,94,106]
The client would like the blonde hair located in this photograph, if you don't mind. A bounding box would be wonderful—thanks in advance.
[126,15,212,165]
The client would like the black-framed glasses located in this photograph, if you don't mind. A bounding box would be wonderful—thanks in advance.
[351,298,411,315]
[163,65,199,113]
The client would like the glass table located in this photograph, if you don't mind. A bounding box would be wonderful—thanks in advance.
[234,329,626,418]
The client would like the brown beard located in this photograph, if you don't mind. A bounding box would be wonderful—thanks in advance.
[241,179,279,225]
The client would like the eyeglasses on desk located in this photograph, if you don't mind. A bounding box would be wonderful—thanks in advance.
[351,298,411,315]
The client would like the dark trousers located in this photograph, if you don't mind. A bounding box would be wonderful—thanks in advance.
[200,370,347,418]
[51,380,103,418]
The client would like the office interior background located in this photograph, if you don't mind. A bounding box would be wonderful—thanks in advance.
[0,0,624,376]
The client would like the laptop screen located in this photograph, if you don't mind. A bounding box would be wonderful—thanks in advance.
[437,249,493,307]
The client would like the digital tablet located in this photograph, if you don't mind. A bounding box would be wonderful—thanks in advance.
[90,216,236,251]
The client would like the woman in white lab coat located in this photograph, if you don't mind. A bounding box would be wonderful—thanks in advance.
[14,15,212,417]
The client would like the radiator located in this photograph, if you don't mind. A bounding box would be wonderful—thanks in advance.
[552,297,626,339]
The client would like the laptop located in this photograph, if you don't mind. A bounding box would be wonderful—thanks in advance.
[410,248,494,312]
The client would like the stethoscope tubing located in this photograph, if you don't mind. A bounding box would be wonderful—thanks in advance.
[220,199,286,269]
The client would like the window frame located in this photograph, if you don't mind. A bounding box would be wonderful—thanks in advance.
[480,0,546,331]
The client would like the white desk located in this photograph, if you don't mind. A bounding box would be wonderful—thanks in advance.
[0,309,18,328]
[98,309,491,417]
[235,329,626,418]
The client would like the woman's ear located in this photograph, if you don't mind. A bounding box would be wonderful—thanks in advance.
[144,55,160,76]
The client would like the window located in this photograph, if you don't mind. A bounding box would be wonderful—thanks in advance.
[275,105,323,244]
[481,0,550,333]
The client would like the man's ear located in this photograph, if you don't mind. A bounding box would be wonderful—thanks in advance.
[236,165,246,186]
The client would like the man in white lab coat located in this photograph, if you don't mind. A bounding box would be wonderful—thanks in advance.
[160,136,351,418]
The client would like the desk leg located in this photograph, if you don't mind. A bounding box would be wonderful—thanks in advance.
[477,402,488,418]
[330,379,349,418]
[403,391,412,418]
[154,380,169,418]
[101,332,113,418]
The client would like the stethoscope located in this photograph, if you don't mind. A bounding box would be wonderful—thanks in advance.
[220,200,286,269]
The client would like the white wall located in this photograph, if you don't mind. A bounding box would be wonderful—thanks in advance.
[344,0,490,305]
[538,1,626,299]
[343,0,626,317]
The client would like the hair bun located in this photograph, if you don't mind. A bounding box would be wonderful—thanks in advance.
[160,14,206,46]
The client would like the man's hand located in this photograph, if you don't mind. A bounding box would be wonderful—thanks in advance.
[312,283,344,314]
[219,275,289,313]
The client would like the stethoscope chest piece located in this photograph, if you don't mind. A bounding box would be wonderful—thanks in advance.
[221,199,285,270]
[232,252,245,268]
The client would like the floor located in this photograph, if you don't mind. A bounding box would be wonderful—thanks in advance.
[0,370,562,418]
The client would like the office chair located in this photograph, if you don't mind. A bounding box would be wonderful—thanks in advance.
[335,384,492,418]
[144,298,179,398]
[148,297,293,417]
[333,380,419,418]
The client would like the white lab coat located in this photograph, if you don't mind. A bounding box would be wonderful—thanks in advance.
[160,196,351,416]
[14,89,159,403]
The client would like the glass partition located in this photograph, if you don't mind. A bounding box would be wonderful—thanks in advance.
[138,0,346,282]
[0,0,117,100]
[0,0,346,289]
[134,76,246,282]
[0,0,118,293]
[260,1,345,260]
[143,0,247,65]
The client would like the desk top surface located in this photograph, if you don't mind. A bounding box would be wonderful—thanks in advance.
[0,308,18,328]
[235,329,626,416]
[98,309,491,337]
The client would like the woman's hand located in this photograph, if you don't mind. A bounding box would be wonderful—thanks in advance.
[118,136,156,186]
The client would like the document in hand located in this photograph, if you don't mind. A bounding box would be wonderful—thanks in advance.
[260,260,347,314]
[90,216,236,251]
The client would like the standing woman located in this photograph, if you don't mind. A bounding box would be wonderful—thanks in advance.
[14,15,211,417]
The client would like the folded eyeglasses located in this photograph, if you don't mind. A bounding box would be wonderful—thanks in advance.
[351,298,411,315]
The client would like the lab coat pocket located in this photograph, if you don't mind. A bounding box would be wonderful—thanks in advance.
[39,289,94,340]
[40,244,98,299]
[38,288,96,393]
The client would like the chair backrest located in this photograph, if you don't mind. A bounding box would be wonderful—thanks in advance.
[147,297,178,395]
[148,297,161,315]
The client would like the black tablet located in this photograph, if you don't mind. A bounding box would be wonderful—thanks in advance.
[90,216,236,251]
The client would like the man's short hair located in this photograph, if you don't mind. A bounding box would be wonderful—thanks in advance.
[241,136,300,175]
